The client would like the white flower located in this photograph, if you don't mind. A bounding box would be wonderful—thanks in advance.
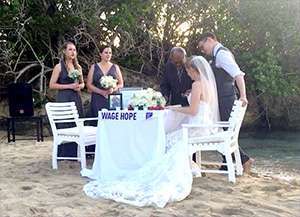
[128,88,166,109]
[68,69,81,81]
[100,75,118,89]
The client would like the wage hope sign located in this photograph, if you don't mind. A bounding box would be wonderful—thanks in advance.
[100,111,153,120]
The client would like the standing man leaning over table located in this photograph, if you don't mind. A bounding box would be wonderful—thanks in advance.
[160,47,193,106]
[198,32,254,173]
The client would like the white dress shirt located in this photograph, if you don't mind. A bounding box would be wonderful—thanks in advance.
[213,43,245,78]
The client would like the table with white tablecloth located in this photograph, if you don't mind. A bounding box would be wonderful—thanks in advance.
[81,109,193,208]
[81,110,169,181]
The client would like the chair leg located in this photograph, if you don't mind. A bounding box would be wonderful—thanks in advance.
[77,144,81,162]
[225,151,236,183]
[52,140,58,169]
[195,151,201,165]
[234,148,243,176]
[195,151,202,177]
[80,144,86,169]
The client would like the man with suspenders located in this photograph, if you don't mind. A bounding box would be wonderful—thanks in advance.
[198,32,254,173]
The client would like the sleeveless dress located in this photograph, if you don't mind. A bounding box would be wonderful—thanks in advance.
[82,100,213,208]
[56,60,84,157]
[89,63,118,117]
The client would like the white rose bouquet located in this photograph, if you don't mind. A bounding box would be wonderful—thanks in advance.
[129,88,166,110]
[68,69,81,82]
[100,75,118,89]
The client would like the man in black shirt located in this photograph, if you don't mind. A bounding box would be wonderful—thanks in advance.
[160,47,193,106]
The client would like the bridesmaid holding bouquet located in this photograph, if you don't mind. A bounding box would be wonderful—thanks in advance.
[49,41,85,157]
[87,45,124,118]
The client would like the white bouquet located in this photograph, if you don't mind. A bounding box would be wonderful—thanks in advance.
[100,75,118,89]
[68,69,81,82]
[129,88,166,110]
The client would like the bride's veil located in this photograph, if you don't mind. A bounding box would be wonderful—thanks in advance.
[190,56,220,123]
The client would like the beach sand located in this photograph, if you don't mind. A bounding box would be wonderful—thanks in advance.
[1,133,300,217]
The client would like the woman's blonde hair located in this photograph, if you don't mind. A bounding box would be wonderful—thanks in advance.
[61,41,82,73]
[185,56,220,123]
[185,56,200,78]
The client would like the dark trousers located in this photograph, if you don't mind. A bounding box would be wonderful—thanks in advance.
[219,95,250,165]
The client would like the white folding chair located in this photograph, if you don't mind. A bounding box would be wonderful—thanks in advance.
[182,100,247,183]
[46,102,97,169]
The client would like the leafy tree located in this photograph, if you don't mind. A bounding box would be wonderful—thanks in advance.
[0,0,299,129]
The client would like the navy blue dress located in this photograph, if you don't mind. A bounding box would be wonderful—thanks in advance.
[89,63,117,117]
[56,60,84,157]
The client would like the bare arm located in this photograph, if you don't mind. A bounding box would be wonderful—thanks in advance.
[217,50,248,106]
[114,64,124,92]
[235,74,248,106]
[78,67,85,90]
[86,64,108,97]
[168,81,201,116]
[49,64,78,90]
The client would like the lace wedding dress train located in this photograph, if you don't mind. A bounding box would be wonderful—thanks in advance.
[82,101,215,208]
[83,128,192,207]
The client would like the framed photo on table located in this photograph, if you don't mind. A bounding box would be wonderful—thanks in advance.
[119,87,143,109]
[108,93,123,110]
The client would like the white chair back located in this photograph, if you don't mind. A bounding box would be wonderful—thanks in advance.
[45,102,96,169]
[183,100,247,183]
[226,100,248,143]
[46,102,79,134]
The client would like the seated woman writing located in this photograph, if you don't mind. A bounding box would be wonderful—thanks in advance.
[166,55,220,174]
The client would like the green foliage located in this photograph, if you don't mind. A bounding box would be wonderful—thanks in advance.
[1,0,300,129]
[118,54,143,70]
[235,0,300,129]
[239,47,300,129]
[33,92,48,109]
[240,48,298,97]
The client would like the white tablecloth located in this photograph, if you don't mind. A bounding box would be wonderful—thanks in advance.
[81,110,166,181]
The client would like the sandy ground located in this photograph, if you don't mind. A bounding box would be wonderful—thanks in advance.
[0,133,300,217]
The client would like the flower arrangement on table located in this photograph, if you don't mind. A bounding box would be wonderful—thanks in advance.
[128,88,166,110]
[68,69,81,82]
[100,75,118,89]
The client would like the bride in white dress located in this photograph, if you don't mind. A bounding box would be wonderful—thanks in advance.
[82,56,219,208]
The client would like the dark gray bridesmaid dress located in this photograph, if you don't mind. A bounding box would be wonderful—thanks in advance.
[89,63,117,117]
[56,60,84,157]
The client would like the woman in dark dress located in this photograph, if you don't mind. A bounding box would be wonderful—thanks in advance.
[49,41,85,157]
[87,46,124,117]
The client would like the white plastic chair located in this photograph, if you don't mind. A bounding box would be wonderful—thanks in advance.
[182,100,247,183]
[46,102,97,169]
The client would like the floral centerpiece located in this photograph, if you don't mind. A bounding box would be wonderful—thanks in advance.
[128,88,166,110]
[68,69,81,82]
[100,75,118,89]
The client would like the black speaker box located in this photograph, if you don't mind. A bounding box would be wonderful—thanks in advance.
[8,83,34,117]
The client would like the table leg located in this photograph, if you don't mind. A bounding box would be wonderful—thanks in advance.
[36,119,40,142]
[40,117,44,142]
[12,118,16,142]
[7,118,11,143]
